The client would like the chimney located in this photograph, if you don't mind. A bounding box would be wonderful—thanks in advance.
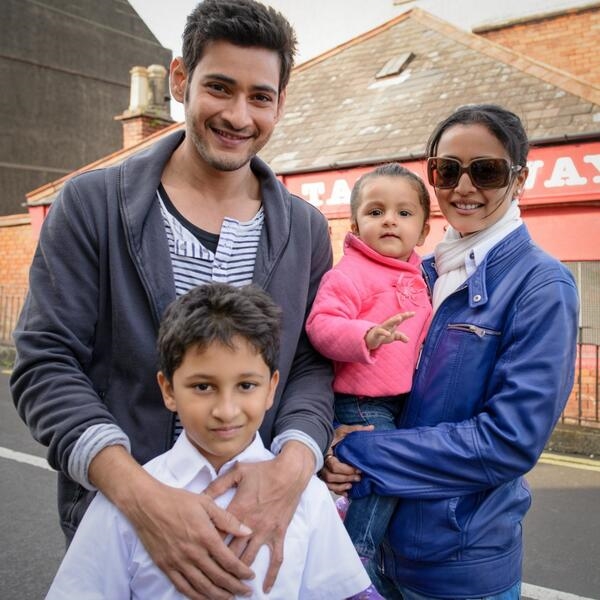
[115,65,175,149]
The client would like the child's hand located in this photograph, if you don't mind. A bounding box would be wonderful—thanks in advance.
[364,311,415,350]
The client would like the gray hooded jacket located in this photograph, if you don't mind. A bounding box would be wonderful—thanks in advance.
[11,131,334,536]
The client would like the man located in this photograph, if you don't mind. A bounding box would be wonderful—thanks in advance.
[11,1,334,598]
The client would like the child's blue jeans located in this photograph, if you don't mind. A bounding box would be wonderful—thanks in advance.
[333,393,405,567]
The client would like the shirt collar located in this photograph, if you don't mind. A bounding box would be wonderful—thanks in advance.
[164,432,269,488]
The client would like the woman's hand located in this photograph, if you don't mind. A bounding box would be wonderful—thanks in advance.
[320,424,374,496]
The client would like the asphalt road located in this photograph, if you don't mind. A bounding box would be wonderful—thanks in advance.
[1,370,599,599]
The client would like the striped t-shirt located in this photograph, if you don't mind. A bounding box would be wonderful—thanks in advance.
[157,186,264,441]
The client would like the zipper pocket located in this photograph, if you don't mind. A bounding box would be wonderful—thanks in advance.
[447,323,501,338]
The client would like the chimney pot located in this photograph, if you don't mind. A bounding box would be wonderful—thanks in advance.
[128,66,149,113]
[115,64,175,149]
[147,64,169,114]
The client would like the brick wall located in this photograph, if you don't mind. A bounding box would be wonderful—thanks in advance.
[564,344,600,428]
[478,6,600,86]
[0,215,34,290]
[328,217,351,263]
[0,214,35,344]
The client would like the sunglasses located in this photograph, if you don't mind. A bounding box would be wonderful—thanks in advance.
[427,157,522,189]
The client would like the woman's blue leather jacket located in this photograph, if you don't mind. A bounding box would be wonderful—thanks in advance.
[336,225,579,598]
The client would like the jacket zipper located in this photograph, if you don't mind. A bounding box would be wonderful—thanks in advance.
[447,323,501,338]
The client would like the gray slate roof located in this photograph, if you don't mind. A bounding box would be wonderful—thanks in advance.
[26,8,600,207]
[259,8,600,174]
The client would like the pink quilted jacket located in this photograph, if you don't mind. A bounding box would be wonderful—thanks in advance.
[306,233,432,396]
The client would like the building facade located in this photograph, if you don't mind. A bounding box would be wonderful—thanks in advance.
[0,0,172,216]
[476,3,600,87]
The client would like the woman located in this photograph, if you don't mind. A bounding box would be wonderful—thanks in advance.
[323,104,579,599]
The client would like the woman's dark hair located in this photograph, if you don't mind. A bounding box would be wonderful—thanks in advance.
[426,104,529,167]
[157,283,282,382]
[350,163,431,224]
[182,0,297,93]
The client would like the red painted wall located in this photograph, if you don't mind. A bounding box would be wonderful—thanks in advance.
[281,141,600,263]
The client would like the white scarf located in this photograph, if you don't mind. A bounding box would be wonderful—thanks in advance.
[432,200,522,312]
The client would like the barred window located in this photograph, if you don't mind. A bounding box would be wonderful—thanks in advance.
[563,261,600,345]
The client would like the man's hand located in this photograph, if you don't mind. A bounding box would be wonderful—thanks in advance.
[90,445,254,600]
[205,440,315,593]
[365,311,415,351]
[320,424,373,496]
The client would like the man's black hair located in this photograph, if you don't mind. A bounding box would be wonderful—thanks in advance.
[182,0,297,93]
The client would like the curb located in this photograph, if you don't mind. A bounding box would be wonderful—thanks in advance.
[546,423,600,459]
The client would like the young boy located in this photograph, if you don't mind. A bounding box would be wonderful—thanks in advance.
[46,283,370,599]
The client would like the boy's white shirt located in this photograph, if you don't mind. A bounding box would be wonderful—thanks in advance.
[46,432,370,600]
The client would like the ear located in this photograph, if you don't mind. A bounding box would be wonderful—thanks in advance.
[275,89,286,123]
[157,371,177,413]
[265,370,280,412]
[350,220,359,236]
[514,165,529,198]
[417,221,430,247]
[169,57,188,104]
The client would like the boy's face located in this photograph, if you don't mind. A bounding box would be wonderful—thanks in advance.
[170,40,286,173]
[158,337,279,470]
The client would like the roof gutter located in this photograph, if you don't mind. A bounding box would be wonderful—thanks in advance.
[273,151,427,176]
[274,131,600,176]
[528,131,600,147]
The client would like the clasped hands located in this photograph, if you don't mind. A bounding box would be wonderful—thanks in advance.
[127,441,313,600]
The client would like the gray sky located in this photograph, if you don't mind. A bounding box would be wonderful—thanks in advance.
[129,0,588,62]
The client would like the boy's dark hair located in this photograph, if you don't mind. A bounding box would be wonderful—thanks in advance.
[158,283,282,382]
[350,163,431,224]
[182,0,297,93]
[426,104,529,168]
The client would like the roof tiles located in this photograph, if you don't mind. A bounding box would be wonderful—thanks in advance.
[259,8,600,173]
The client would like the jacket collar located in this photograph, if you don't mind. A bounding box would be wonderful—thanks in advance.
[118,131,185,323]
[423,225,532,308]
[119,130,291,254]
[116,131,292,316]
[250,154,292,288]
[344,232,422,271]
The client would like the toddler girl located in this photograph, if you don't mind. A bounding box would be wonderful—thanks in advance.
[306,163,431,591]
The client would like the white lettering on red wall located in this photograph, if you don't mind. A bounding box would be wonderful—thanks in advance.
[282,142,600,217]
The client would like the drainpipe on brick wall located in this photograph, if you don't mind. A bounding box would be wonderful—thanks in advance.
[114,64,174,149]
